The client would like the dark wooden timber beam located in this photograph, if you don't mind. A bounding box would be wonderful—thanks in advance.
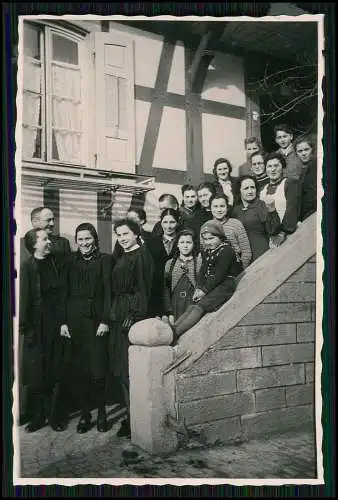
[188,23,227,94]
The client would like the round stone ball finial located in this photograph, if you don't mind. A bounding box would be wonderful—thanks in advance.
[129,318,174,346]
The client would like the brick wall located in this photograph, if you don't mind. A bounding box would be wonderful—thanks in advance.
[176,254,316,445]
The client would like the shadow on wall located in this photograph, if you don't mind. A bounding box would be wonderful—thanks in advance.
[202,52,245,106]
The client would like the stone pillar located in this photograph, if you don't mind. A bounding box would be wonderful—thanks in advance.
[128,318,179,455]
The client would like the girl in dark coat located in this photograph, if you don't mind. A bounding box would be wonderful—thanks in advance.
[109,218,154,438]
[148,208,180,317]
[62,223,113,434]
[169,220,238,342]
[232,176,281,262]
[163,229,202,323]
[19,228,68,432]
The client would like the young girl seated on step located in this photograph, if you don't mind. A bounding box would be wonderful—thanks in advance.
[162,229,202,325]
[167,220,238,343]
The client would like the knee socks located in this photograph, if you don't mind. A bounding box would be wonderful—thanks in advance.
[173,304,204,339]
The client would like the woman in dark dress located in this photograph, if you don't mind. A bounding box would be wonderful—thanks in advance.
[149,208,180,317]
[212,157,239,211]
[169,220,238,342]
[19,228,68,432]
[62,223,113,434]
[232,176,280,262]
[109,219,154,438]
[294,136,317,221]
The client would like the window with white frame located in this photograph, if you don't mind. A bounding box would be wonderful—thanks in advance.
[22,21,136,173]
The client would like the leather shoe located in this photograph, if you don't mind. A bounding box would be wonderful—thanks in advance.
[25,417,46,433]
[76,413,92,434]
[97,411,108,433]
[117,419,131,438]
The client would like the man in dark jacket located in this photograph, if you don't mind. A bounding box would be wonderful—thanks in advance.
[20,206,71,264]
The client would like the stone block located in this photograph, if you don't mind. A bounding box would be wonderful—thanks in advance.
[297,323,315,343]
[262,343,314,366]
[287,262,316,282]
[176,372,236,402]
[238,303,312,326]
[255,387,286,412]
[241,404,314,440]
[178,392,255,426]
[129,345,178,455]
[286,384,314,407]
[305,362,315,383]
[183,347,261,376]
[311,303,316,321]
[216,324,296,349]
[264,283,316,303]
[192,417,242,446]
[237,364,305,391]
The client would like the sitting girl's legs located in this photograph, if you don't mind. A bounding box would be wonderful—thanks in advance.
[173,304,204,340]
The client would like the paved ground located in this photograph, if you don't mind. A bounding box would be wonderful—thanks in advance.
[16,404,317,479]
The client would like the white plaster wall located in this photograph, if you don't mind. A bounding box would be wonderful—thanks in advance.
[153,107,187,171]
[202,113,247,174]
[18,186,44,237]
[167,42,185,95]
[202,52,246,107]
[109,21,164,88]
[59,190,97,250]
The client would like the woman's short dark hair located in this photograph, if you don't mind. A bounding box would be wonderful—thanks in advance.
[197,182,216,195]
[209,193,230,208]
[238,175,259,193]
[250,150,266,164]
[264,152,287,170]
[177,228,195,241]
[213,157,233,178]
[128,207,147,224]
[160,208,180,223]
[75,223,99,249]
[181,184,196,195]
[158,193,179,209]
[273,123,293,136]
[114,218,141,236]
[294,135,315,151]
[24,228,46,255]
[244,136,262,149]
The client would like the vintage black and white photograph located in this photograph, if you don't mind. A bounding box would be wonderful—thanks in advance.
[13,4,325,485]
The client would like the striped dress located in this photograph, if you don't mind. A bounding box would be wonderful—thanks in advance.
[217,217,252,269]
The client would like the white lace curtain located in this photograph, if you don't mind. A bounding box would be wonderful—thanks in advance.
[22,58,41,158]
[52,64,82,163]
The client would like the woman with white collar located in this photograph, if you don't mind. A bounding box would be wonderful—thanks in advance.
[259,152,300,248]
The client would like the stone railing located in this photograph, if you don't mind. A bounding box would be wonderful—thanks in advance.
[128,213,318,454]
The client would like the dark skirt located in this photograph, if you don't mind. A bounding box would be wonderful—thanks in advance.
[171,274,195,321]
[22,325,70,391]
[197,277,236,313]
[108,322,129,379]
[67,299,108,380]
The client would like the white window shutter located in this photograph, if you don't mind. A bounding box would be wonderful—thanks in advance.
[93,32,135,173]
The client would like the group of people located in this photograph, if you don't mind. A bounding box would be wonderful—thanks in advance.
[19,124,317,441]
